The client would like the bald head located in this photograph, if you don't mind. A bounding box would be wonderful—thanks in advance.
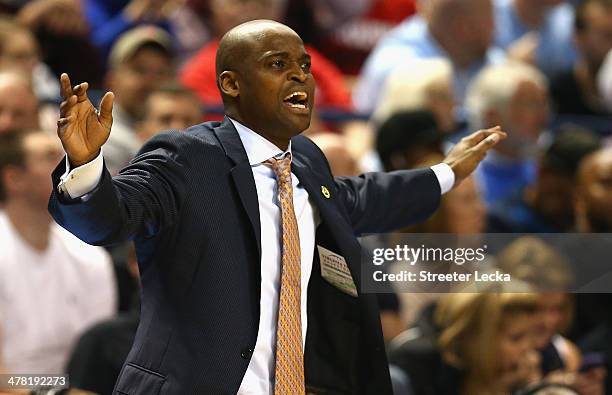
[216,20,299,80]
[214,19,314,148]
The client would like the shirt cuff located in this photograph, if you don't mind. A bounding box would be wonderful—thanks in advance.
[58,152,104,199]
[430,163,455,195]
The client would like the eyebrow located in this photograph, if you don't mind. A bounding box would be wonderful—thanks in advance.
[258,50,311,62]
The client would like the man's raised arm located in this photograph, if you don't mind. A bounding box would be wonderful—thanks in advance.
[334,127,507,235]
[49,74,188,246]
[54,73,114,199]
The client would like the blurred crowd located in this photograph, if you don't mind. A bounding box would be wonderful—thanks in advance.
[0,0,611,394]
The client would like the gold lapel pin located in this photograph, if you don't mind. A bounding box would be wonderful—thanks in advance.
[321,185,331,199]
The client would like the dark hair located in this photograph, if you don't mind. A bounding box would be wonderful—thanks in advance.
[575,0,612,31]
[376,110,443,171]
[139,83,203,121]
[543,125,601,176]
[0,128,38,202]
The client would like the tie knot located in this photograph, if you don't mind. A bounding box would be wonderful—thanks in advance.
[266,153,292,182]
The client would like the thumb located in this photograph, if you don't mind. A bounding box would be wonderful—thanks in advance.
[98,91,114,130]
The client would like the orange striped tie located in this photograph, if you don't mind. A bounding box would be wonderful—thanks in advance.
[266,153,305,395]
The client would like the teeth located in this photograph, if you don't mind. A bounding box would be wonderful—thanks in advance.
[288,103,306,109]
[284,91,308,101]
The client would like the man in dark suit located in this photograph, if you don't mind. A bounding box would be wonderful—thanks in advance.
[50,20,505,395]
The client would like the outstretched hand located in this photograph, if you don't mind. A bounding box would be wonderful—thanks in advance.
[443,126,507,187]
[57,73,114,167]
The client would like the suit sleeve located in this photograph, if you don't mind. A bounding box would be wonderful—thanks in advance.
[48,131,190,246]
[334,169,441,236]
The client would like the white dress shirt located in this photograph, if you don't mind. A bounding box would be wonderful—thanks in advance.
[57,119,455,395]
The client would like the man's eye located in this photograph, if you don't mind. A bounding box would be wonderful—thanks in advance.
[301,62,311,73]
[271,60,285,69]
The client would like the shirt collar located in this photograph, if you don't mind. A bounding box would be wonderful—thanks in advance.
[229,117,292,166]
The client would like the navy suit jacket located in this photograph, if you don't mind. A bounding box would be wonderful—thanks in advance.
[48,118,441,394]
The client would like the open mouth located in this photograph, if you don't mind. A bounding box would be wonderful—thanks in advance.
[283,91,309,111]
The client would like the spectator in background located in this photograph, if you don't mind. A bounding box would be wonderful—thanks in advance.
[0,129,117,374]
[104,25,174,174]
[550,0,612,117]
[180,0,353,113]
[569,146,612,343]
[0,18,59,102]
[575,147,612,233]
[373,58,456,134]
[496,238,581,376]
[573,147,612,395]
[488,126,601,232]
[136,83,204,143]
[354,0,503,116]
[389,286,541,395]
[466,61,549,207]
[0,72,39,134]
[493,0,576,77]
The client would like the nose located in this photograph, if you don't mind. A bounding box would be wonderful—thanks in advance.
[289,64,307,83]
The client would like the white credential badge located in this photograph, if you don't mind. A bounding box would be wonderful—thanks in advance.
[317,245,358,297]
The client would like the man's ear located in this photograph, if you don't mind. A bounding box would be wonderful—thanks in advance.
[218,71,240,98]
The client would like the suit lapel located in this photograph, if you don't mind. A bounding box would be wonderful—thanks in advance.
[213,117,262,261]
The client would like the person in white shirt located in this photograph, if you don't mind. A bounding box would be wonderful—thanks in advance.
[0,128,117,374]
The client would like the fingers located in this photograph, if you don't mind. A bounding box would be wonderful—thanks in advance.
[73,81,89,103]
[473,130,506,154]
[60,73,73,99]
[464,126,505,145]
[98,91,115,129]
[60,73,91,103]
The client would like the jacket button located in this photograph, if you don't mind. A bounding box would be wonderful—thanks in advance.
[241,348,253,359]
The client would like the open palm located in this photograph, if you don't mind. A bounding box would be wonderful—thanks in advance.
[57,73,114,166]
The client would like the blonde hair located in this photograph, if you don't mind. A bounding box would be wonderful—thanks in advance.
[436,286,538,392]
[372,58,453,125]
[465,61,547,130]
